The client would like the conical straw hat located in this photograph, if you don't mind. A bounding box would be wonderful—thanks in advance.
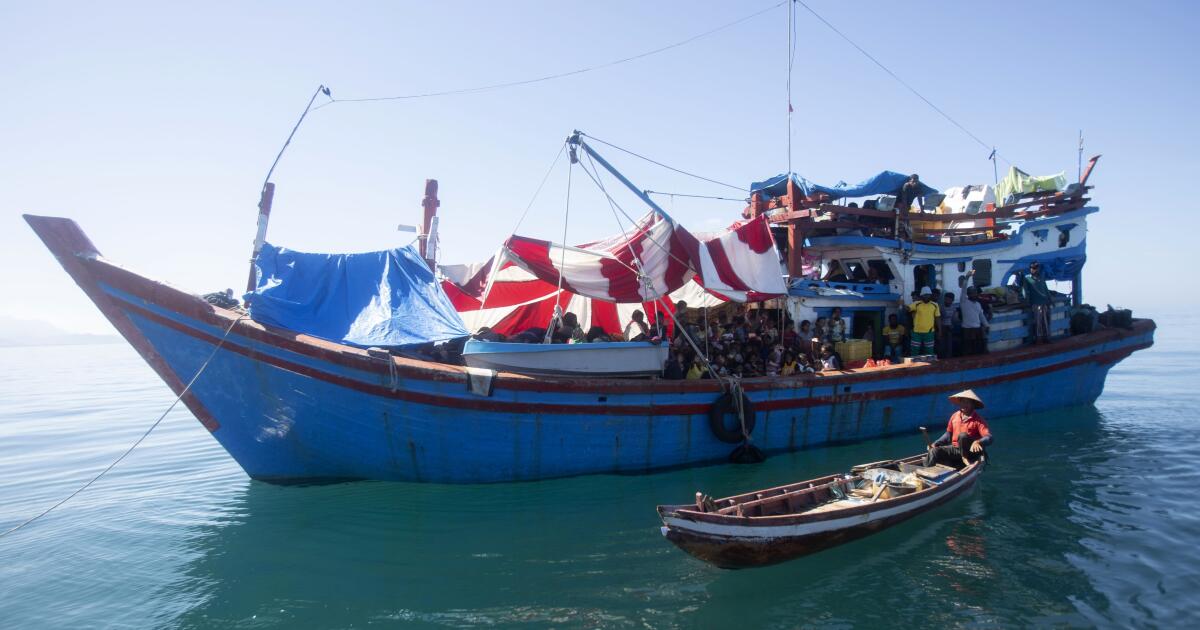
[948,389,985,408]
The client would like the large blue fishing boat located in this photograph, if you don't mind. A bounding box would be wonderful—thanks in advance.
[25,137,1153,484]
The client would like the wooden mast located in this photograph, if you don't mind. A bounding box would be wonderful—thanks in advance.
[420,179,440,269]
[246,183,276,293]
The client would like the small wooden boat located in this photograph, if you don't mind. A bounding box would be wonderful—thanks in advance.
[461,339,669,377]
[656,454,983,568]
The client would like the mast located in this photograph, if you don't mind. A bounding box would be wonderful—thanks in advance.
[420,179,440,269]
[246,183,275,292]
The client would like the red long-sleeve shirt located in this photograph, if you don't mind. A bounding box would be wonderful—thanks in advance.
[935,410,992,447]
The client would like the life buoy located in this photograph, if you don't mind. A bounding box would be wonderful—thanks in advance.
[708,391,756,444]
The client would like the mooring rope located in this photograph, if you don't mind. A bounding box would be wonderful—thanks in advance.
[0,315,246,539]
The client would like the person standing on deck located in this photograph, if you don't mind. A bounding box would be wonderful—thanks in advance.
[1019,261,1052,343]
[938,292,959,358]
[902,287,940,357]
[925,389,992,469]
[829,307,847,344]
[960,286,989,355]
[896,174,924,240]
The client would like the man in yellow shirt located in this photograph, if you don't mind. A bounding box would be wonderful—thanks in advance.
[904,286,940,357]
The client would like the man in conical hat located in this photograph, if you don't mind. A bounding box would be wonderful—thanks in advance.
[924,389,992,469]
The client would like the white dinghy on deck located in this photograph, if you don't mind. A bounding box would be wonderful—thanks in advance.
[461,339,669,377]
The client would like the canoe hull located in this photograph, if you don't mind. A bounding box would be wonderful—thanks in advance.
[658,463,982,568]
[25,215,1155,484]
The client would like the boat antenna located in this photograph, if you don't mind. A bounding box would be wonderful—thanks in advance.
[786,0,796,178]
[1077,130,1084,182]
[989,147,999,187]
[793,0,1011,167]
[246,84,333,292]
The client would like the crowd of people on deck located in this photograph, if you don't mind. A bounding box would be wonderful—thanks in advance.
[466,260,1059,377]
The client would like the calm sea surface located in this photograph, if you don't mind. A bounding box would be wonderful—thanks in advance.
[1,314,1197,628]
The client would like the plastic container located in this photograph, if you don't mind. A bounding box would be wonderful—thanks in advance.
[835,339,872,362]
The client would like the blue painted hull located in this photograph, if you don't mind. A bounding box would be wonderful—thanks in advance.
[26,216,1156,484]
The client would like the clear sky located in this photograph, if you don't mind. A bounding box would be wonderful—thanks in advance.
[3,1,1197,333]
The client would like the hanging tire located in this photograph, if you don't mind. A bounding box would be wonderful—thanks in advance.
[708,391,756,444]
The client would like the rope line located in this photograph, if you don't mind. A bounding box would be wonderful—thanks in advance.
[645,190,749,203]
[0,315,247,540]
[578,155,699,277]
[317,1,786,107]
[793,0,1010,165]
[578,133,748,192]
[545,158,574,343]
[512,142,568,235]
[262,86,332,191]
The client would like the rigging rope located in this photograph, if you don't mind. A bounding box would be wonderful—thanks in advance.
[0,315,247,540]
[578,155,699,277]
[577,133,748,193]
[262,85,332,192]
[544,156,574,343]
[793,0,1011,165]
[644,190,749,203]
[316,1,787,108]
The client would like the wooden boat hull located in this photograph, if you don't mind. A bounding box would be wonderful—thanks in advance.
[24,215,1154,484]
[462,339,669,377]
[657,461,983,569]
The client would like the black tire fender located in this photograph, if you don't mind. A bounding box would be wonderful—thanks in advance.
[708,391,756,444]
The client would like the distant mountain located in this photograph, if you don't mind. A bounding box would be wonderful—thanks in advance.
[0,317,120,347]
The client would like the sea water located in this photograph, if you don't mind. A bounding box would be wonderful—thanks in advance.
[1,314,1197,628]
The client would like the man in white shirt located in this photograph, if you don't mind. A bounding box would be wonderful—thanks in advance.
[960,286,989,355]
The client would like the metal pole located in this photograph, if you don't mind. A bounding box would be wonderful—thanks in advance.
[246,182,275,292]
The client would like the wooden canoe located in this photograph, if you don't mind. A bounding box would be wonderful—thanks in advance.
[656,453,983,569]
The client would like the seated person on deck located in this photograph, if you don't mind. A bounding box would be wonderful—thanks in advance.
[925,389,992,469]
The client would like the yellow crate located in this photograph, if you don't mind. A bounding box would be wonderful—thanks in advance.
[835,339,872,362]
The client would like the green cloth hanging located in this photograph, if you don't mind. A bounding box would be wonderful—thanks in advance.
[995,166,1068,205]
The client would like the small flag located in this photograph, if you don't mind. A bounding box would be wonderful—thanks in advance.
[788,102,793,113]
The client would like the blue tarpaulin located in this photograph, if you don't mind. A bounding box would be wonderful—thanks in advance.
[245,243,469,347]
[750,171,937,201]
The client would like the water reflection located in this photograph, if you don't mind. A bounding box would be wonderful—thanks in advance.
[159,406,1164,628]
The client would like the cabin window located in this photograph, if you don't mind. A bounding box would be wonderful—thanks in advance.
[822,260,848,282]
[866,259,894,283]
[1058,226,1072,248]
[913,264,935,294]
[844,260,869,282]
[771,226,790,254]
[957,261,967,273]
[971,259,992,287]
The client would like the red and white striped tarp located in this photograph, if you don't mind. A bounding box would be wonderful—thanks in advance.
[440,213,785,337]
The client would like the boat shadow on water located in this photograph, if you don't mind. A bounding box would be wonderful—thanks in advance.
[157,406,1147,627]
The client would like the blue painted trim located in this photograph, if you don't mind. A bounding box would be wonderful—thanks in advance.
[909,257,971,265]
[813,306,886,317]
[788,279,899,301]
